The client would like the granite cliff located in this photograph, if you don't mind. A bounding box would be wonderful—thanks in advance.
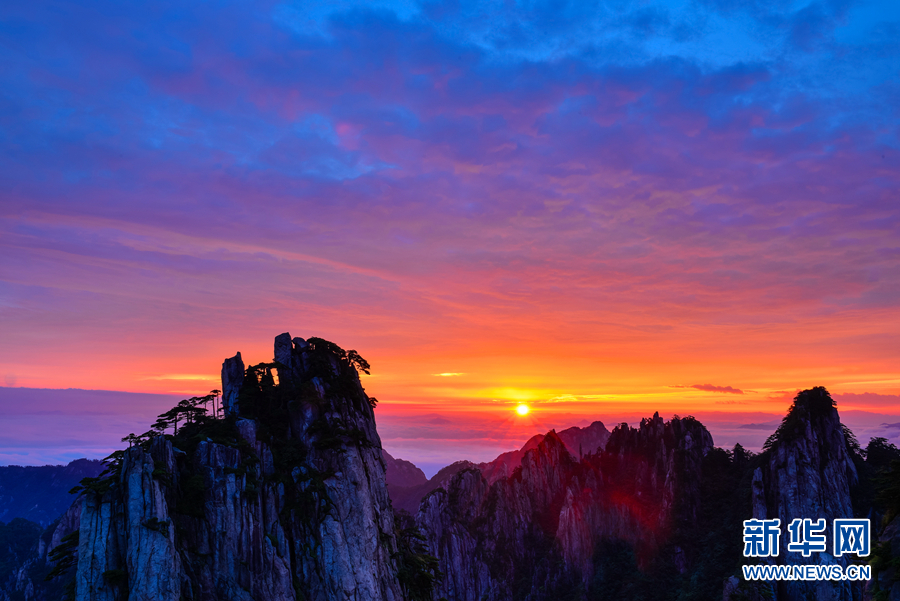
[414,390,882,601]
[744,387,859,601]
[415,414,714,600]
[43,333,426,601]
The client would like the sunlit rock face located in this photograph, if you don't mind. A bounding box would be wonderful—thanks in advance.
[747,387,859,601]
[71,333,403,601]
[416,414,714,601]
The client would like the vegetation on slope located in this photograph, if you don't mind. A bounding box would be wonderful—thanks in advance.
[44,336,441,600]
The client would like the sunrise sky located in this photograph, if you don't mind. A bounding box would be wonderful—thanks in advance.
[1,0,898,472]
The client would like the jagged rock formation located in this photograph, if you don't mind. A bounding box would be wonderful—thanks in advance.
[5,361,883,601]
[220,352,244,416]
[389,461,479,515]
[737,387,860,601]
[478,421,610,485]
[416,414,713,600]
[0,460,104,526]
[62,333,408,601]
[389,422,610,515]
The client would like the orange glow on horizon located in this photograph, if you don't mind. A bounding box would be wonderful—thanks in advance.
[4,312,899,421]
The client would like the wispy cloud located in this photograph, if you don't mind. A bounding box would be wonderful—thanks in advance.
[671,384,745,394]
[692,384,744,395]
[0,0,896,426]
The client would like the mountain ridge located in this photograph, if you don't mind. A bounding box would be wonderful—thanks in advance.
[0,459,105,526]
[2,335,898,601]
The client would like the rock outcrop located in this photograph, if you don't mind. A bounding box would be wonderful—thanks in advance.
[65,334,406,601]
[10,359,879,601]
[389,461,478,515]
[220,352,244,416]
[389,421,611,515]
[416,414,713,600]
[744,387,860,601]
[477,421,610,486]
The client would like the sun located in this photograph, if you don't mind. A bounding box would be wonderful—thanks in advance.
[515,404,530,416]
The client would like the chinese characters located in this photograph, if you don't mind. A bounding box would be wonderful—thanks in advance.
[742,519,870,558]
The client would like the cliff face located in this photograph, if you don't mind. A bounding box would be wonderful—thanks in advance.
[416,394,869,601]
[416,414,713,601]
[11,358,874,601]
[745,387,860,601]
[67,333,405,601]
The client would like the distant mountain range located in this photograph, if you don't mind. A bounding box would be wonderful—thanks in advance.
[383,421,611,514]
[2,424,605,531]
[0,459,104,525]
[2,333,899,601]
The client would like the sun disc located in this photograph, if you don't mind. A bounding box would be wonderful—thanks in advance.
[515,404,530,416]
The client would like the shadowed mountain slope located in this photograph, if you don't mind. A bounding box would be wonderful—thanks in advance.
[0,460,104,526]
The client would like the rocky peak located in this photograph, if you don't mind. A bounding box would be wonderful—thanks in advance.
[746,386,859,601]
[518,430,574,481]
[56,333,413,601]
[388,460,479,515]
[382,451,427,490]
[220,352,244,416]
[416,414,712,600]
[477,421,610,487]
[557,420,610,458]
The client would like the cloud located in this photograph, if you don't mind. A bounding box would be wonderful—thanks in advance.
[0,387,182,465]
[0,0,897,430]
[692,384,744,394]
[835,393,900,409]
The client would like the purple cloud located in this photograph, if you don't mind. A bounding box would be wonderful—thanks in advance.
[0,0,896,442]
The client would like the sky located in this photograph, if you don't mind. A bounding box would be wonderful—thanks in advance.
[1,0,898,470]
